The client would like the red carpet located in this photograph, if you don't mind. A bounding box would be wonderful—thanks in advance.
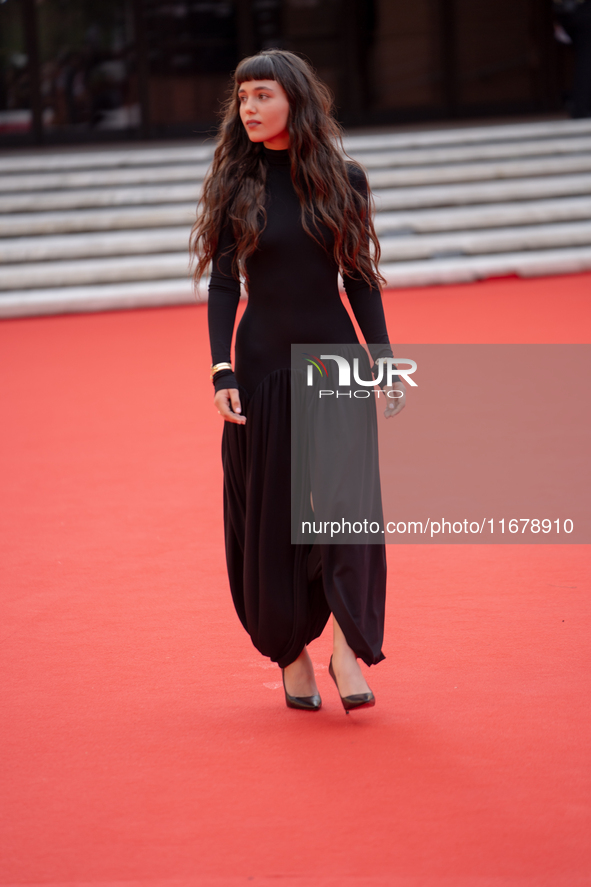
[1,274,590,887]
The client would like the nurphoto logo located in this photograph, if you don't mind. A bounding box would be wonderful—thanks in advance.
[304,354,417,398]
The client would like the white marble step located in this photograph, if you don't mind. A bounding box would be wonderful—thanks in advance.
[379,245,591,288]
[2,118,591,174]
[3,151,591,197]
[375,173,591,210]
[0,144,214,173]
[4,219,591,266]
[4,133,591,188]
[3,194,590,240]
[0,205,197,237]
[0,163,210,193]
[3,171,591,215]
[0,227,191,263]
[0,278,200,318]
[4,221,591,287]
[0,252,190,290]
[374,196,591,234]
[2,245,591,318]
[5,136,591,193]
[367,154,591,188]
[0,183,201,213]
[357,135,591,168]
[379,220,591,261]
[343,118,591,151]
[2,120,591,316]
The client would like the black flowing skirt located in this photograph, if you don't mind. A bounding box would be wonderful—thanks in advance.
[221,368,387,669]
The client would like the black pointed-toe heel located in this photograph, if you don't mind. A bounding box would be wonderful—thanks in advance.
[328,656,375,713]
[281,669,322,711]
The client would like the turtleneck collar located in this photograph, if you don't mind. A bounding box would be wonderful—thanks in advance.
[262,145,291,167]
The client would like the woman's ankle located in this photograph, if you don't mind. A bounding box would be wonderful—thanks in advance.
[330,648,370,695]
[284,647,311,671]
[282,648,318,695]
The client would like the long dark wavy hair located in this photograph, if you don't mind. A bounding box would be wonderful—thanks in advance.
[190,49,384,289]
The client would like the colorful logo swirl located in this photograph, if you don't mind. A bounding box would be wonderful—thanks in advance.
[303,353,328,377]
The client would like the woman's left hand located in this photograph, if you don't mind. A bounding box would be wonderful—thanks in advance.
[381,381,406,418]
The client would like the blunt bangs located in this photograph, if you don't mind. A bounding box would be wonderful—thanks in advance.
[234,53,277,85]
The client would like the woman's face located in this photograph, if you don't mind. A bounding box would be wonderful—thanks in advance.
[238,79,290,150]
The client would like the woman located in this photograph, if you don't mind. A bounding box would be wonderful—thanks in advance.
[191,49,403,713]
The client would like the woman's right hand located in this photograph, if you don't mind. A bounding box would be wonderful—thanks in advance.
[214,388,246,424]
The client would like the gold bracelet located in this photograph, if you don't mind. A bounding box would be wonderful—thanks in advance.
[210,362,233,381]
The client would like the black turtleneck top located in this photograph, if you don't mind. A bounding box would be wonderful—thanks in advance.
[208,145,391,395]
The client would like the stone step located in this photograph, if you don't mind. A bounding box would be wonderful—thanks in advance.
[357,135,591,168]
[0,227,191,263]
[379,220,591,261]
[0,279,200,318]
[0,183,201,213]
[0,205,197,237]
[2,118,591,317]
[5,137,591,195]
[375,173,591,210]
[0,252,190,290]
[0,163,211,193]
[4,219,591,266]
[3,171,591,215]
[2,118,591,174]
[374,196,591,234]
[343,118,591,152]
[2,245,590,319]
[379,245,591,288]
[3,151,591,198]
[367,154,591,188]
[3,194,591,240]
[0,145,214,173]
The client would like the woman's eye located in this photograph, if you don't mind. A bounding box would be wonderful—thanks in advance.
[238,92,269,102]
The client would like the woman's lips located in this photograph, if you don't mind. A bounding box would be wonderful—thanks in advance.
[246,121,261,128]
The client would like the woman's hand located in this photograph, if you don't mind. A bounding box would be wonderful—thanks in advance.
[382,381,406,419]
[214,388,246,424]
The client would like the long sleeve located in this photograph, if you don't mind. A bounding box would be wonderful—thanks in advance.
[342,165,397,380]
[207,223,241,392]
